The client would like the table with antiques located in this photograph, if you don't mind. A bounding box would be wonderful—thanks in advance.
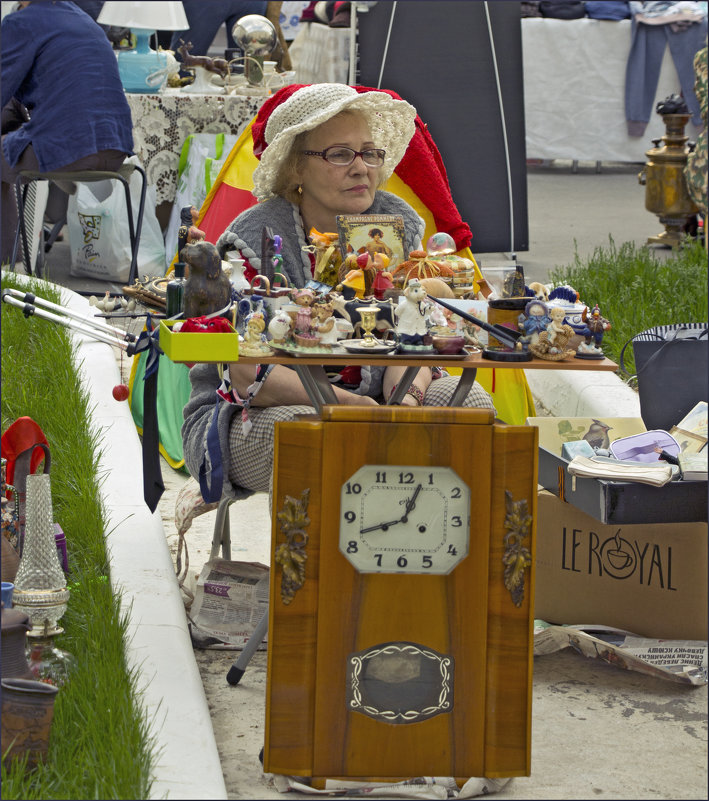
[125,90,267,205]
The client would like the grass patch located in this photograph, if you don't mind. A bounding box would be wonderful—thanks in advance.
[549,237,708,375]
[1,274,155,799]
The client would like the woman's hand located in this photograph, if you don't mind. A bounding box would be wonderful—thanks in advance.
[382,366,432,406]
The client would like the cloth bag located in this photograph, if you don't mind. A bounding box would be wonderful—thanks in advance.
[67,156,165,282]
[619,323,708,431]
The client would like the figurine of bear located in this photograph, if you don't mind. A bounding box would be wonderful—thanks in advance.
[181,241,232,318]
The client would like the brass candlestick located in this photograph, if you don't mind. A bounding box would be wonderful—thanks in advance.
[358,306,380,347]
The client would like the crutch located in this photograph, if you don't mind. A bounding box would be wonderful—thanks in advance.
[226,610,268,686]
[2,287,139,352]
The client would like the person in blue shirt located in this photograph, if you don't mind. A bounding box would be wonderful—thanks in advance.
[1,0,134,264]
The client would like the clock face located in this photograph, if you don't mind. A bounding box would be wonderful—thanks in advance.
[339,464,470,574]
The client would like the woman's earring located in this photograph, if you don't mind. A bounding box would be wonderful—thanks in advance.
[297,184,303,196]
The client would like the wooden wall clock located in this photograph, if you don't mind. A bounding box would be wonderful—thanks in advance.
[264,405,537,787]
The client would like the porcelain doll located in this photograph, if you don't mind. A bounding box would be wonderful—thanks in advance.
[240,311,272,356]
[519,299,551,345]
[577,304,611,354]
[394,278,432,346]
[546,305,568,347]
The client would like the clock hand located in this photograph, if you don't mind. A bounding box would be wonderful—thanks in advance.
[360,518,402,535]
[400,484,422,523]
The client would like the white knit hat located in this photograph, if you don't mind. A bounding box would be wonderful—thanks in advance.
[252,83,417,202]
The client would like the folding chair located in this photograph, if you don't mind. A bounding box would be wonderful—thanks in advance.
[10,162,147,288]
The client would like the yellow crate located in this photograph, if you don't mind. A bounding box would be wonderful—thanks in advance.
[159,319,240,363]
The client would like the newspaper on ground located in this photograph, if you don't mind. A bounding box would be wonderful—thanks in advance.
[188,559,269,649]
[534,620,708,685]
[271,774,511,798]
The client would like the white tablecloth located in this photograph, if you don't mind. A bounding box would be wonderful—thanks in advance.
[126,90,266,205]
[522,18,692,163]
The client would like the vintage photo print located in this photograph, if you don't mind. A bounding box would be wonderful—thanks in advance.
[336,214,406,269]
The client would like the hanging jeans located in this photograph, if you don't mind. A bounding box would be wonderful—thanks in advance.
[625,18,708,136]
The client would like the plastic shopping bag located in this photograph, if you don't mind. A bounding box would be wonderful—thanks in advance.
[68,156,165,282]
[164,133,238,268]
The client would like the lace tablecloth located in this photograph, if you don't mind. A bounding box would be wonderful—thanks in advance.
[126,90,267,205]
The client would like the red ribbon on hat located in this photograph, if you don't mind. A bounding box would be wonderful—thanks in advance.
[251,84,472,251]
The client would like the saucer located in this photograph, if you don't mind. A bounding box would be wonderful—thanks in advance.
[340,339,397,355]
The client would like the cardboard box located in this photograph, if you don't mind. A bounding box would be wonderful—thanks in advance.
[526,417,708,524]
[535,490,708,640]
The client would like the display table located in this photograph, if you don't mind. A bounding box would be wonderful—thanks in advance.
[522,18,689,163]
[126,90,267,205]
[224,349,618,412]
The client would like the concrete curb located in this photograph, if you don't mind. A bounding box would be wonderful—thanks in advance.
[5,274,227,801]
[524,366,640,419]
[62,287,228,801]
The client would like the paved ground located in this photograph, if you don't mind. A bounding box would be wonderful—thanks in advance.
[9,160,706,800]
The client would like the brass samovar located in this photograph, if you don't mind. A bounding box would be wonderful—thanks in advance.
[638,94,698,247]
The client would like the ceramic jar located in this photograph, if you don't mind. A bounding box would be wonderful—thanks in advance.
[1,606,34,679]
[1,677,59,768]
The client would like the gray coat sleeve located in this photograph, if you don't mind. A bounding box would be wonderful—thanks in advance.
[181,363,253,501]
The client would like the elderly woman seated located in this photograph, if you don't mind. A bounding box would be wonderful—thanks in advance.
[182,83,495,497]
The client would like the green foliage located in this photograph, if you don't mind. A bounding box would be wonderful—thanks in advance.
[549,237,708,375]
[1,275,155,799]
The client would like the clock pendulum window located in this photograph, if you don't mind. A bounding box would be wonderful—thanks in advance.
[265,405,538,787]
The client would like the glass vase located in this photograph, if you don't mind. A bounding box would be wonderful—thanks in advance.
[13,474,70,636]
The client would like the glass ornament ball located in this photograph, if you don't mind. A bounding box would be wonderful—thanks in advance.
[426,232,456,256]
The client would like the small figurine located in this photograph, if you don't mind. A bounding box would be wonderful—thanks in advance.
[518,299,551,345]
[529,306,576,361]
[461,322,483,350]
[546,306,568,346]
[240,311,272,356]
[338,252,376,298]
[307,228,342,287]
[575,304,611,359]
[528,281,550,303]
[292,288,316,335]
[89,291,118,314]
[267,310,293,344]
[310,301,341,346]
[370,253,395,299]
[394,278,432,347]
[177,41,229,79]
[271,235,284,279]
[181,240,232,318]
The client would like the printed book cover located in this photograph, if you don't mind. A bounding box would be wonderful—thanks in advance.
[525,417,647,456]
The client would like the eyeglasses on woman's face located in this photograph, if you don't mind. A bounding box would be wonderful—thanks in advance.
[302,146,386,168]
